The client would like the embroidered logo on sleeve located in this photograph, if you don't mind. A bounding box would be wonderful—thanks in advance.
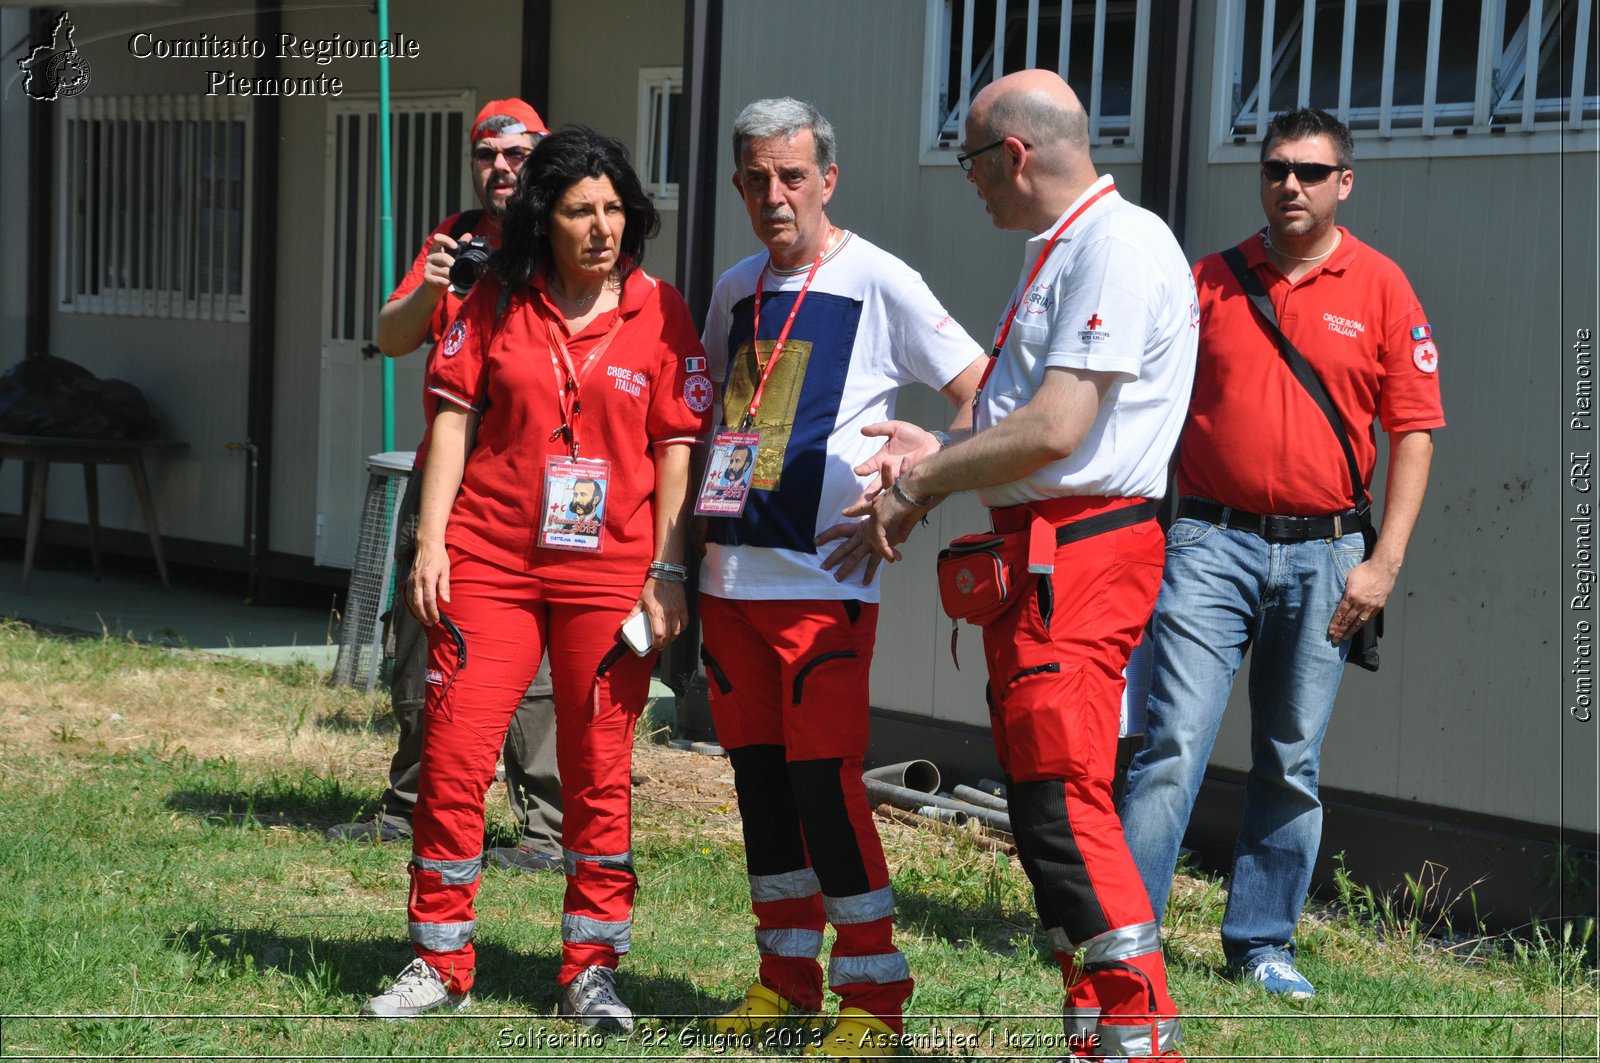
[442,320,467,357]
[1411,324,1432,341]
[684,355,707,373]
[1412,340,1439,374]
[684,374,713,412]
[1078,312,1110,344]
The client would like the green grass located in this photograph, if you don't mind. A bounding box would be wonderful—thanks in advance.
[0,619,1594,1059]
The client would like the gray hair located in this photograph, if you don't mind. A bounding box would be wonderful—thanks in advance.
[979,87,1087,156]
[731,97,837,172]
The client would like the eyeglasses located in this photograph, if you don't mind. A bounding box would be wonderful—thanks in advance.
[474,145,534,166]
[1260,159,1346,184]
[956,137,1027,173]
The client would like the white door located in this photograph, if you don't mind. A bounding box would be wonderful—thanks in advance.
[315,91,474,567]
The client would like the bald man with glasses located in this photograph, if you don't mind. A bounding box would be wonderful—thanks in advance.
[1119,107,1444,1001]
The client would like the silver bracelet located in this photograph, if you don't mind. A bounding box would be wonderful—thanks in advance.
[891,477,933,508]
[647,561,688,583]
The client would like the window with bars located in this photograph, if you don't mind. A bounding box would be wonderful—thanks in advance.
[638,67,684,209]
[324,100,471,345]
[923,0,1150,163]
[1220,0,1597,149]
[57,96,252,322]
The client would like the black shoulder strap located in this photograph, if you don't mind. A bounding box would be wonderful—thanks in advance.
[446,208,486,240]
[1219,245,1370,515]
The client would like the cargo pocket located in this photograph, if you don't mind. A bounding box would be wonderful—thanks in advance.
[792,650,858,706]
[997,660,1095,780]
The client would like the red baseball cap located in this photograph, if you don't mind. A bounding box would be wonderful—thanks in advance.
[471,99,549,145]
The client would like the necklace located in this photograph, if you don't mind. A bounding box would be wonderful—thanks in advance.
[551,276,606,307]
[1264,231,1339,263]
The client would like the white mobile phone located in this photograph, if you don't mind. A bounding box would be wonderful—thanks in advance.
[620,612,653,656]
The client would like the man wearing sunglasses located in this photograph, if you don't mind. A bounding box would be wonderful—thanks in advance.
[329,100,567,880]
[1120,108,1444,1000]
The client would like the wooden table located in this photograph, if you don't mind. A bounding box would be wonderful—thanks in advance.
[0,433,186,591]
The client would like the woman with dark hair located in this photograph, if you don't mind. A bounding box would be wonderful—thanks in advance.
[362,127,711,1032]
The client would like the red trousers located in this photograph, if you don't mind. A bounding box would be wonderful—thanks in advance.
[408,547,654,993]
[982,497,1182,1060]
[700,594,912,1030]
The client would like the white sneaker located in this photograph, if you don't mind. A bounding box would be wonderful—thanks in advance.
[558,964,635,1034]
[362,958,470,1018]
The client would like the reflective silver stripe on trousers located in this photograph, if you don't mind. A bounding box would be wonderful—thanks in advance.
[749,867,821,903]
[756,927,825,958]
[1075,920,1162,967]
[822,885,895,925]
[1063,1005,1098,1040]
[563,846,634,878]
[562,912,632,954]
[1094,1017,1182,1056]
[410,920,474,952]
[828,951,910,987]
[412,854,483,886]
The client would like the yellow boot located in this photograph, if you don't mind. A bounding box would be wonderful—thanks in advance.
[705,981,821,1039]
[802,1008,899,1058]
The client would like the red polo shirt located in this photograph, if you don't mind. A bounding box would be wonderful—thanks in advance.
[428,267,710,585]
[1178,228,1445,515]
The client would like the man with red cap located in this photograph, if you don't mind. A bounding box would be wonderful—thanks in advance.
[328,99,565,880]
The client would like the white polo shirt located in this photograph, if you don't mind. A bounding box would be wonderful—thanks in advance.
[976,176,1198,508]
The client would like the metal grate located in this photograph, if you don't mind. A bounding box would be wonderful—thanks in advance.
[331,452,414,690]
[57,94,252,321]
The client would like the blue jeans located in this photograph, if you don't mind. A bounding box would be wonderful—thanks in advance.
[1119,514,1366,969]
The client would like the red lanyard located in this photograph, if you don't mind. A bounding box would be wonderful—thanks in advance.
[544,306,623,458]
[739,231,834,431]
[978,181,1118,394]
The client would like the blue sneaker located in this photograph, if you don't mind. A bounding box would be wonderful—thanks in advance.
[1240,956,1315,999]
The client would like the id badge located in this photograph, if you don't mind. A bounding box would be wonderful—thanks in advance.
[539,456,611,552]
[694,429,760,517]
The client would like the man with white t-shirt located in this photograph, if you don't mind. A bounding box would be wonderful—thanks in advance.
[696,97,986,1057]
[856,71,1191,1061]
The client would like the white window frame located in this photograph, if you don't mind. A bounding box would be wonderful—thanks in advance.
[1211,0,1598,161]
[56,94,253,322]
[921,0,1151,166]
[637,66,682,210]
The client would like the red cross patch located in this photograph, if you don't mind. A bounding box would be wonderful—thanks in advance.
[1412,340,1438,374]
[684,374,713,412]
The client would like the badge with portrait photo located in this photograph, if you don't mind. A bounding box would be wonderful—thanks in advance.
[694,430,761,517]
[539,456,611,552]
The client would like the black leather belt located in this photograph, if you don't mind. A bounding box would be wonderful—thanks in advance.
[1178,498,1358,542]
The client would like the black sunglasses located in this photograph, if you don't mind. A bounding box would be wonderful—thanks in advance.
[1260,159,1346,184]
[474,145,534,166]
[956,137,1028,173]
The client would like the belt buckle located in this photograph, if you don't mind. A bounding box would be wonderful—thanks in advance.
[1262,514,1296,540]
[1331,514,1343,539]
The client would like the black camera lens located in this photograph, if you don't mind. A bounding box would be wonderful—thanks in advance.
[448,238,493,296]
